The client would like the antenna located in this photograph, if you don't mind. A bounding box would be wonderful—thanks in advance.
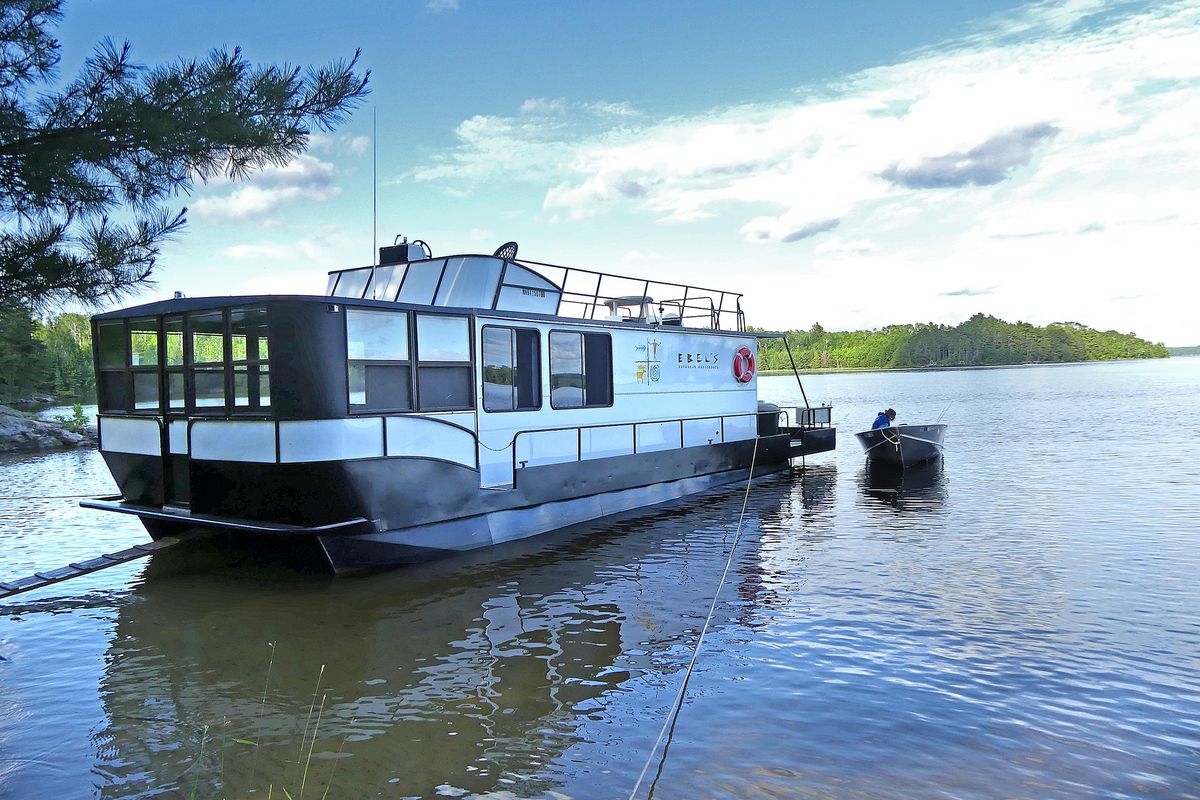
[372,107,378,266]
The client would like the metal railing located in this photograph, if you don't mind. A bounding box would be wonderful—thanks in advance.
[517,258,745,331]
[509,412,759,472]
[326,253,746,332]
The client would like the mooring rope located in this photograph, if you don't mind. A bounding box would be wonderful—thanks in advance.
[626,434,761,800]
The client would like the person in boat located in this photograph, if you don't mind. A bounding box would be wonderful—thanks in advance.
[872,408,896,429]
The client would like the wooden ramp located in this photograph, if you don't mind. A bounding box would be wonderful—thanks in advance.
[0,536,183,601]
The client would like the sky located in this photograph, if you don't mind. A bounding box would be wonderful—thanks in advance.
[54,0,1200,345]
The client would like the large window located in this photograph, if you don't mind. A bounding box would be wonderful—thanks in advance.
[347,309,411,412]
[549,331,612,409]
[96,320,129,412]
[164,316,185,411]
[96,308,272,416]
[129,318,160,411]
[190,311,226,412]
[232,307,270,411]
[482,326,541,412]
[416,314,473,411]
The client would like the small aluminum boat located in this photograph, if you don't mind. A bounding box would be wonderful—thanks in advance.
[855,424,947,468]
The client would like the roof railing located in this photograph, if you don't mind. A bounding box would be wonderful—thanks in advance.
[326,254,745,332]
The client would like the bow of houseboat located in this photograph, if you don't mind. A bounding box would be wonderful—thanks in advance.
[82,240,836,573]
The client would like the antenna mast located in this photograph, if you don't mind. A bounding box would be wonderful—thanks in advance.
[372,107,378,266]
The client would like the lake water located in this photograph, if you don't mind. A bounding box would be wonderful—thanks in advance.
[2,358,1198,799]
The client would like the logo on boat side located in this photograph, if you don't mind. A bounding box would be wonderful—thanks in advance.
[635,338,662,384]
[676,351,720,370]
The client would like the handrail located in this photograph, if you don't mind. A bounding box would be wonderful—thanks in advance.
[506,411,758,472]
[326,253,747,332]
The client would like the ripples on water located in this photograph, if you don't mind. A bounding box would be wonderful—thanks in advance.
[1,359,1199,799]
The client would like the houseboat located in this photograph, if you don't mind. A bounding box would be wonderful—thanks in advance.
[82,240,836,573]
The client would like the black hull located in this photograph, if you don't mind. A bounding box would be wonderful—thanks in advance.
[855,425,947,468]
[90,434,794,574]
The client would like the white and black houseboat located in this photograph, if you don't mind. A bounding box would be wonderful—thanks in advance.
[83,240,835,573]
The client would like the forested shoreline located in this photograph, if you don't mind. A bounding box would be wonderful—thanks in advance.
[0,305,1174,403]
[0,300,94,403]
[755,313,1168,371]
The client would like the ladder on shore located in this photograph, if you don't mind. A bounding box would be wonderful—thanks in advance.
[0,536,184,600]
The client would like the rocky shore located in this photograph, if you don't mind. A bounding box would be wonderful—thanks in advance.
[0,405,98,454]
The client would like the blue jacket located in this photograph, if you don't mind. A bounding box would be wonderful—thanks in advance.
[872,412,891,429]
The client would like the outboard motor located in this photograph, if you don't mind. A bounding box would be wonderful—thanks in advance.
[757,401,780,436]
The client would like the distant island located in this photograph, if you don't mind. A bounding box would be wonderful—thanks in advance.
[1167,346,1200,357]
[755,313,1168,371]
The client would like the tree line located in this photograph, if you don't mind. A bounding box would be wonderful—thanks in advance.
[0,299,93,401]
[754,313,1169,371]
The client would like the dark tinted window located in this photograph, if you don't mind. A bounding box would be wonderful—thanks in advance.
[483,326,541,412]
[97,321,126,369]
[550,331,611,409]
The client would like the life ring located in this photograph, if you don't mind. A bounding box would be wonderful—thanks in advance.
[732,345,755,383]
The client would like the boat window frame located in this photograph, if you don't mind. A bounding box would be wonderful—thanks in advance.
[548,328,614,410]
[128,316,162,414]
[344,307,414,414]
[414,312,475,412]
[229,306,272,415]
[95,318,131,414]
[480,324,542,414]
[187,309,230,416]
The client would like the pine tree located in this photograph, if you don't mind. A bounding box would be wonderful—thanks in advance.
[0,0,369,308]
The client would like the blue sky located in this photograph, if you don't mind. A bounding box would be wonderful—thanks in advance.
[56,0,1200,344]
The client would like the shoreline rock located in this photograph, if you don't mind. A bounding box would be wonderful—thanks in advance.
[0,405,98,454]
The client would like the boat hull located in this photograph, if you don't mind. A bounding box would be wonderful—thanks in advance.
[855,425,947,468]
[91,434,795,573]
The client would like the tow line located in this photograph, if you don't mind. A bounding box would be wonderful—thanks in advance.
[0,536,185,600]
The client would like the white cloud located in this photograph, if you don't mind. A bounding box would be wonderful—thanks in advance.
[401,1,1200,343]
[426,0,458,12]
[309,133,371,156]
[222,243,293,261]
[192,155,341,223]
[520,97,565,115]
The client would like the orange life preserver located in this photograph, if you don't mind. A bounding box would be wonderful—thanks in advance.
[732,345,755,383]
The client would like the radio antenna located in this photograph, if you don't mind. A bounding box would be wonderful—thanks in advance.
[372,106,378,266]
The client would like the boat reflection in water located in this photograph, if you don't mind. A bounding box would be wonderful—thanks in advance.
[858,460,947,514]
[91,470,833,799]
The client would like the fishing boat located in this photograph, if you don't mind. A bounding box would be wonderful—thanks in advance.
[81,239,836,573]
[854,424,946,468]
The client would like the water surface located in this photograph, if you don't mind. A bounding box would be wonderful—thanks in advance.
[2,358,1198,799]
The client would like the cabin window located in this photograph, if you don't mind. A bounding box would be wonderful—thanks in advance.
[96,320,128,412]
[129,318,160,412]
[396,259,444,305]
[370,264,407,301]
[164,316,185,411]
[331,268,371,299]
[436,257,503,308]
[416,314,473,411]
[189,311,227,413]
[231,307,271,412]
[549,331,613,409]
[346,308,412,412]
[482,326,541,412]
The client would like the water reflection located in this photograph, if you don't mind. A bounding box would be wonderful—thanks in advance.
[91,473,811,799]
[858,460,947,513]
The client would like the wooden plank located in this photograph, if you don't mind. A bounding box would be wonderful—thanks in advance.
[0,536,185,601]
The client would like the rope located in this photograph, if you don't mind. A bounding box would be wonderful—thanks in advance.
[627,434,760,800]
[476,437,517,453]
